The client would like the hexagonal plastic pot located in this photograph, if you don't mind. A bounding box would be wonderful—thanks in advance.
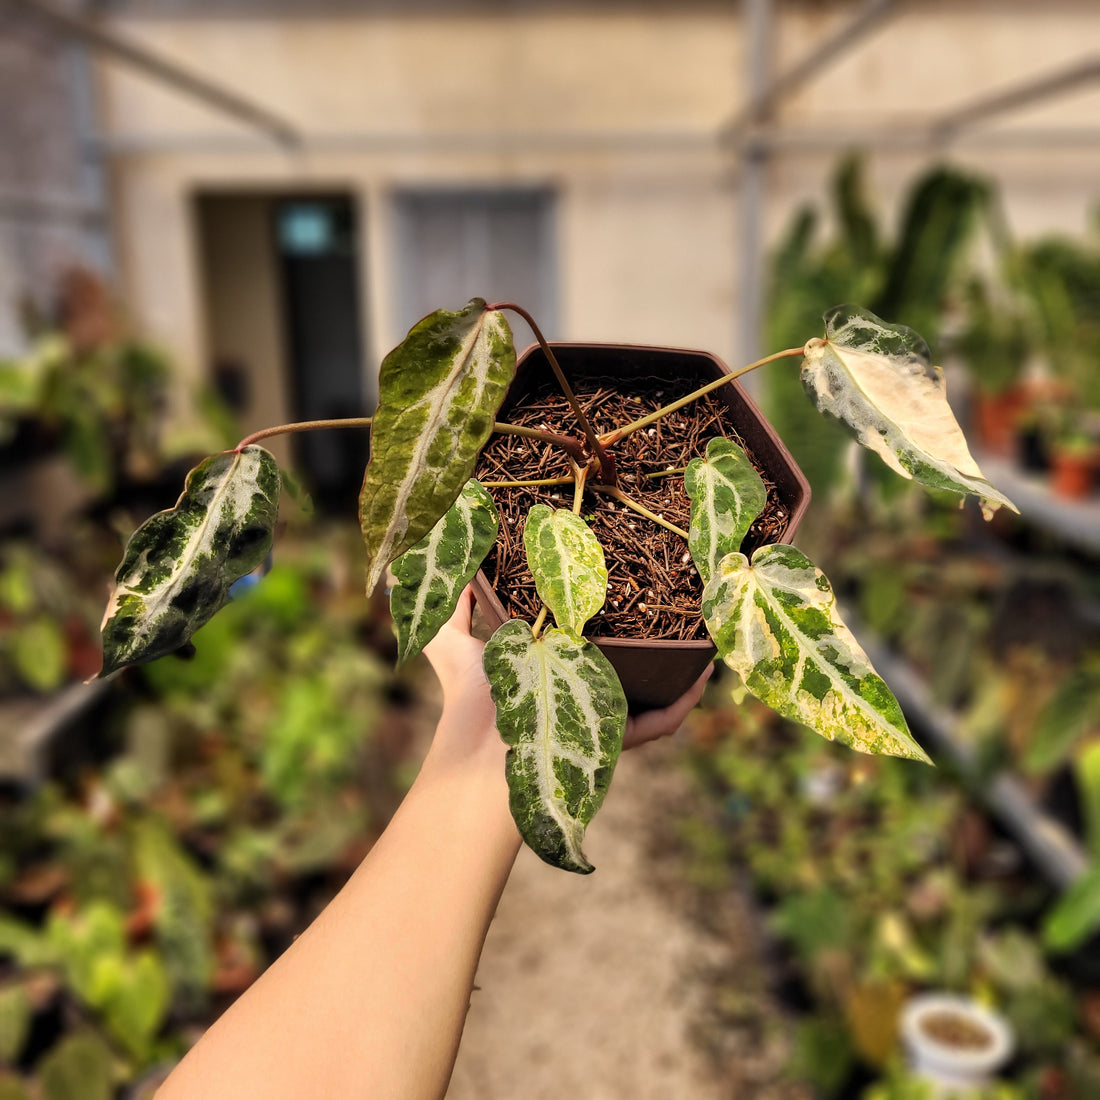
[471,342,811,712]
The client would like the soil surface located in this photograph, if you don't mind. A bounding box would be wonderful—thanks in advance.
[446,735,811,1100]
[475,368,793,641]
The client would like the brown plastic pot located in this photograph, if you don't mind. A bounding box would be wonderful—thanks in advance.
[471,342,811,712]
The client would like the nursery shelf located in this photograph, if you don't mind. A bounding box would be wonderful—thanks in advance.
[849,609,1090,891]
[0,679,110,785]
[978,453,1100,557]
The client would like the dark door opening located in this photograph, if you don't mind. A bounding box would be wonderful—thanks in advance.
[276,196,369,509]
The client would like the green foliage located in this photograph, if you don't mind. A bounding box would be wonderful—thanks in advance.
[1043,864,1100,954]
[523,506,608,636]
[684,436,766,584]
[391,478,498,667]
[38,1032,115,1100]
[359,299,515,593]
[0,330,171,495]
[703,544,928,762]
[0,984,31,1064]
[1023,664,1100,776]
[98,445,280,677]
[0,901,171,1062]
[485,621,626,873]
[791,1015,855,1094]
[0,542,99,695]
[765,159,995,496]
[99,293,1012,874]
[802,306,1015,517]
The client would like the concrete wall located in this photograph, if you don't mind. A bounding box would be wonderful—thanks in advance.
[93,0,1100,418]
[0,20,105,356]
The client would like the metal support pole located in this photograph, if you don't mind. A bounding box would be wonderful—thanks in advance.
[724,0,899,137]
[738,0,771,381]
[10,0,302,149]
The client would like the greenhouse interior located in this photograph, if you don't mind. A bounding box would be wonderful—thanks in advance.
[2,1,1100,1096]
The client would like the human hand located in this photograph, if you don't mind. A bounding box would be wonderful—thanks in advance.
[623,662,714,749]
[422,587,498,741]
[423,587,714,754]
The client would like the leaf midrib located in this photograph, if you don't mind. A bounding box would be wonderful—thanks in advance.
[749,557,897,737]
[373,311,489,574]
[128,449,248,641]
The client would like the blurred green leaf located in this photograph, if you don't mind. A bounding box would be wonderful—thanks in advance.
[1043,863,1100,953]
[39,1032,114,1100]
[0,985,31,1064]
[1023,667,1100,776]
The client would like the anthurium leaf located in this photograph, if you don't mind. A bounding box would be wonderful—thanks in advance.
[1043,863,1100,953]
[484,620,627,874]
[801,305,1017,519]
[684,436,767,585]
[359,299,515,594]
[99,445,279,676]
[523,504,608,635]
[391,478,498,667]
[702,544,930,763]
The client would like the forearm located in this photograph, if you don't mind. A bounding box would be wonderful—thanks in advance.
[159,714,520,1100]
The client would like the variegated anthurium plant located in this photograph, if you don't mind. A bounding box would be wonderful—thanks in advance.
[99,300,1017,874]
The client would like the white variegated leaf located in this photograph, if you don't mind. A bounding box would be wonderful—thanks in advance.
[523,505,607,635]
[390,478,498,667]
[484,620,627,873]
[99,446,280,676]
[702,544,930,763]
[360,299,515,594]
[684,436,767,585]
[802,305,1017,519]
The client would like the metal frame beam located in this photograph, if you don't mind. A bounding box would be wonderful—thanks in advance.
[929,53,1100,140]
[724,0,901,136]
[9,0,302,149]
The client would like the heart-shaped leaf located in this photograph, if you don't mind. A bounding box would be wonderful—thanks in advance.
[685,436,767,585]
[359,299,515,593]
[391,478,499,667]
[801,305,1016,519]
[484,620,627,873]
[524,505,607,635]
[702,544,930,762]
[99,445,280,676]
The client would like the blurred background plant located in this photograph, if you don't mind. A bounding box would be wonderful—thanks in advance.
[4,2,1100,1092]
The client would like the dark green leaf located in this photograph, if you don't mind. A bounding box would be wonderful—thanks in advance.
[484,620,627,873]
[359,299,515,593]
[391,478,498,667]
[523,505,607,635]
[99,445,280,676]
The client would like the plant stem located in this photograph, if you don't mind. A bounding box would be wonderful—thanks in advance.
[491,421,586,461]
[486,301,615,484]
[571,460,588,515]
[481,475,574,489]
[592,485,689,540]
[598,346,805,446]
[532,605,549,639]
[643,466,687,479]
[235,417,373,450]
[236,415,583,462]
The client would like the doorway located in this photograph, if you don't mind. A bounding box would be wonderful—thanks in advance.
[194,191,370,508]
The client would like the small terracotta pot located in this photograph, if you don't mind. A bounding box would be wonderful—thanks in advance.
[971,386,1028,457]
[472,342,810,711]
[1051,449,1094,500]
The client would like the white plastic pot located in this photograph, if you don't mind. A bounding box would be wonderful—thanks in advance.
[900,993,1014,1095]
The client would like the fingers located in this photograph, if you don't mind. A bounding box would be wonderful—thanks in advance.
[428,586,475,647]
[622,662,714,750]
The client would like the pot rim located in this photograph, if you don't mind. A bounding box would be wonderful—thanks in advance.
[900,993,1014,1075]
[473,339,811,650]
